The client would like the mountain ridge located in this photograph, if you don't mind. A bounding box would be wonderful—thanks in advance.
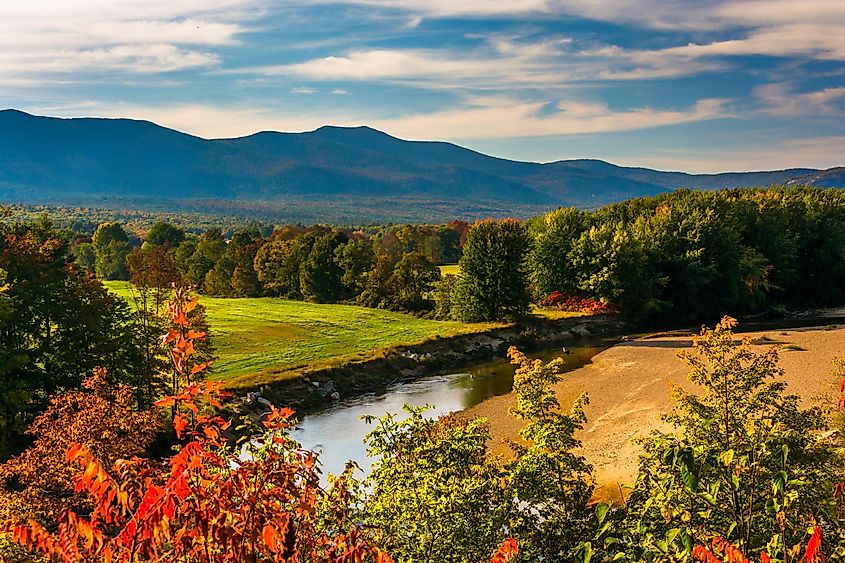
[0,109,839,221]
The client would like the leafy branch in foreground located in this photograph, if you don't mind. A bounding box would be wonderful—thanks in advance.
[611,317,840,562]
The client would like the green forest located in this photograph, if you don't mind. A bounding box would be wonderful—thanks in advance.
[2,186,845,562]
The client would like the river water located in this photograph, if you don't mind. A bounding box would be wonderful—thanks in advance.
[289,335,619,480]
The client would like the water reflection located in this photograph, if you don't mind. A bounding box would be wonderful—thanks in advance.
[290,337,617,480]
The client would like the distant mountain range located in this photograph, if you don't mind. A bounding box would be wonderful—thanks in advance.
[0,109,841,222]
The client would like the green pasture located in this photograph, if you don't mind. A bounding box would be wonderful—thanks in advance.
[104,281,502,387]
[438,264,460,276]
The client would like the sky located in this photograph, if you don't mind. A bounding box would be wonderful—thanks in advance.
[1,0,844,172]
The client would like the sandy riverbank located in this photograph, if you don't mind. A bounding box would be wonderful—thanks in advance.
[461,323,845,502]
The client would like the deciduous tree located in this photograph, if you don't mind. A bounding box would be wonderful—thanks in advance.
[452,219,531,322]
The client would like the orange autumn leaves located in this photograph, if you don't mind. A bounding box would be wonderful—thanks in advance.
[692,529,823,563]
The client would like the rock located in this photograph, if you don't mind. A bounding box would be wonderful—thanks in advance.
[317,380,336,398]
[330,391,341,401]
[311,381,320,388]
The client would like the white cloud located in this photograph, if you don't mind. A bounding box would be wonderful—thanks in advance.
[666,24,845,61]
[248,41,720,90]
[0,45,219,76]
[0,0,257,81]
[28,94,729,141]
[755,83,845,116]
[373,97,729,140]
[291,86,319,94]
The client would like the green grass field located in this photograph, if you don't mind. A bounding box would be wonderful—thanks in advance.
[438,264,460,276]
[104,281,502,387]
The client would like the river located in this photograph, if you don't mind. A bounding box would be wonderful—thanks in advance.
[289,335,620,480]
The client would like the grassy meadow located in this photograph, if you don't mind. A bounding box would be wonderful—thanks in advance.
[104,281,503,386]
[438,264,460,276]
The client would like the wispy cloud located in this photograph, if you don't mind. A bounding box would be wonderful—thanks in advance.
[374,97,730,140]
[36,94,729,141]
[247,39,723,91]
[755,83,845,115]
[0,0,257,81]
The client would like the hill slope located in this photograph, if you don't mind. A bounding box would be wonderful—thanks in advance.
[0,109,839,221]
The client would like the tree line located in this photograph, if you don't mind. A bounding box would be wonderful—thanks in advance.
[67,186,845,325]
[528,187,845,323]
[73,220,469,314]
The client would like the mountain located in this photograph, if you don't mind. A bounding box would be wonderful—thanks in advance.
[788,167,845,188]
[0,109,840,221]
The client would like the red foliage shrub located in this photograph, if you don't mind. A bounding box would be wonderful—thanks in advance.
[541,291,618,314]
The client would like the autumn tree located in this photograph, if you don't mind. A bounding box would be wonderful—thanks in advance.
[452,219,531,322]
[505,347,595,561]
[4,293,392,563]
[0,368,159,523]
[254,230,325,299]
[126,246,179,404]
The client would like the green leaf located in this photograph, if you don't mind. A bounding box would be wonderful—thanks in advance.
[582,541,593,563]
[678,448,699,492]
[596,502,610,525]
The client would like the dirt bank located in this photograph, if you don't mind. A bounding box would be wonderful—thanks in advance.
[461,324,845,502]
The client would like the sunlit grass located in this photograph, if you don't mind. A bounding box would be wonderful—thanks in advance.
[105,281,504,385]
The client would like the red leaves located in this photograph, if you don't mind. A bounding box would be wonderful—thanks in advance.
[692,538,749,563]
[263,524,280,553]
[490,538,518,563]
[263,406,296,429]
[693,533,824,563]
[173,415,188,439]
[803,526,823,563]
[541,291,618,314]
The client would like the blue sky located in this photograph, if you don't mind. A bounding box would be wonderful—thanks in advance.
[1,0,843,172]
